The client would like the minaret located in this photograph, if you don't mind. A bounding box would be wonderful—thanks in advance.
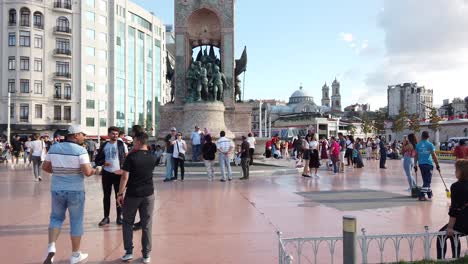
[331,78,342,112]
[321,82,330,107]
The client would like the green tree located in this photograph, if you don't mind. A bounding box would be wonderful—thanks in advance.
[392,109,408,133]
[407,114,421,133]
[373,111,386,134]
[428,107,443,132]
[346,124,357,135]
[361,114,374,137]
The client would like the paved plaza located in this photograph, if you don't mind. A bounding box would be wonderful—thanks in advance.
[0,159,461,263]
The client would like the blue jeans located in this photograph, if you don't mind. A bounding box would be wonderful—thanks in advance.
[218,153,232,180]
[165,154,173,180]
[419,164,433,198]
[192,144,201,161]
[49,191,85,236]
[403,156,416,188]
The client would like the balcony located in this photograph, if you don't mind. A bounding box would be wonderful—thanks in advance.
[53,48,72,58]
[53,1,72,12]
[8,20,16,27]
[54,26,72,36]
[54,72,71,80]
[54,94,62,99]
[34,23,44,30]
[64,95,71,100]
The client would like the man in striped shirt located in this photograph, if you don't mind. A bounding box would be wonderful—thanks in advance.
[216,131,233,182]
[42,125,97,264]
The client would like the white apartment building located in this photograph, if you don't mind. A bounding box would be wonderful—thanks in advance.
[0,0,166,138]
[387,82,433,119]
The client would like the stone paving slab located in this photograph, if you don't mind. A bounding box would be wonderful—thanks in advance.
[0,159,463,263]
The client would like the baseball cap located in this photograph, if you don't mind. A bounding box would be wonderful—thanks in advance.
[67,125,88,135]
[170,127,177,131]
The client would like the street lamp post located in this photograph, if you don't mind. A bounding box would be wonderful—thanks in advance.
[6,91,11,144]
[259,101,263,138]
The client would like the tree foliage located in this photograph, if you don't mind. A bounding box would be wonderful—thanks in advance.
[361,114,374,137]
[392,109,408,133]
[373,111,386,134]
[428,108,443,132]
[407,114,421,133]
[346,124,357,135]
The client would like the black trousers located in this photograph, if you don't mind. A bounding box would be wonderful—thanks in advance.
[102,170,122,218]
[173,157,185,180]
[122,195,155,256]
[380,153,386,168]
[241,157,250,178]
[437,224,467,259]
[248,149,254,165]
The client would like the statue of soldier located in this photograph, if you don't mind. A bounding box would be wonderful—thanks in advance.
[187,63,200,101]
[194,61,204,101]
[200,66,209,101]
[210,66,225,101]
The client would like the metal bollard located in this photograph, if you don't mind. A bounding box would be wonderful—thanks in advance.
[343,216,356,264]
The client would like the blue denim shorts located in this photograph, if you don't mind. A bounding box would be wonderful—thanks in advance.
[49,191,85,236]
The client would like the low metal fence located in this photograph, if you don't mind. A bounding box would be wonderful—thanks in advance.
[278,227,467,264]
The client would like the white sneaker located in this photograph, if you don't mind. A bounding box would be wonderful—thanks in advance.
[43,244,56,264]
[121,253,133,261]
[35,178,39,182]
[38,176,43,181]
[142,256,151,263]
[70,252,88,264]
[315,174,320,178]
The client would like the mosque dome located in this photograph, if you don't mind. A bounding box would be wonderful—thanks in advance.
[289,86,314,105]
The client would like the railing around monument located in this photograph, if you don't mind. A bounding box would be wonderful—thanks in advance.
[278,228,468,264]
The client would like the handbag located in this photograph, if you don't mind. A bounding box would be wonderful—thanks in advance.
[176,141,185,160]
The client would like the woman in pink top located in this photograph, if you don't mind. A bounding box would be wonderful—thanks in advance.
[330,136,340,174]
[402,134,417,190]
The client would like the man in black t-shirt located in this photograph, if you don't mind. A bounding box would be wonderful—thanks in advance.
[10,135,23,165]
[117,132,157,263]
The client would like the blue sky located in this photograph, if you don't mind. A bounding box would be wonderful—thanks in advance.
[134,0,468,110]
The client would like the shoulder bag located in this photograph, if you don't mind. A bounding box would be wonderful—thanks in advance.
[176,141,185,160]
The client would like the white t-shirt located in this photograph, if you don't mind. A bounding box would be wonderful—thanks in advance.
[30,140,45,157]
[172,140,186,158]
[309,140,319,150]
[346,140,354,149]
[24,141,32,152]
[247,137,256,149]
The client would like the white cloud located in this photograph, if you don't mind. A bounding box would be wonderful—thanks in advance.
[339,32,354,42]
[364,0,468,107]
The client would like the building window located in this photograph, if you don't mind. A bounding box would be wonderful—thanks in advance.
[86,117,95,127]
[86,82,95,92]
[10,104,14,118]
[8,79,15,93]
[98,32,107,42]
[86,11,95,22]
[20,57,29,71]
[86,29,95,40]
[99,0,107,11]
[56,17,70,33]
[34,35,42,48]
[9,9,16,25]
[86,0,95,7]
[97,50,106,60]
[86,47,95,56]
[64,84,71,99]
[33,12,43,29]
[34,58,42,72]
[86,99,95,109]
[56,61,70,75]
[54,83,61,99]
[20,79,30,93]
[64,106,71,121]
[35,104,42,119]
[56,38,70,50]
[19,31,30,47]
[54,106,61,120]
[86,64,95,74]
[8,57,15,70]
[100,118,107,127]
[98,15,107,25]
[34,80,42,94]
[8,33,16,46]
[20,8,30,27]
[20,104,29,122]
[116,36,121,46]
